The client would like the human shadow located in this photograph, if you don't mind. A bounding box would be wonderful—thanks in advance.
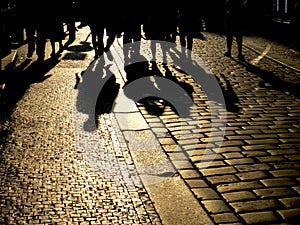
[235,59,300,98]
[122,44,195,118]
[95,74,120,115]
[0,57,59,114]
[0,57,60,150]
[63,41,92,60]
[217,73,240,112]
[66,41,94,52]
[75,56,120,132]
[167,46,227,112]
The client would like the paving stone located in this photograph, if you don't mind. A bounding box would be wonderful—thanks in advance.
[222,191,257,202]
[200,174,232,188]
[185,179,209,188]
[254,187,296,198]
[260,178,298,187]
[230,199,281,213]
[192,188,220,200]
[225,158,256,165]
[222,152,244,159]
[235,164,272,172]
[270,169,300,177]
[201,166,237,177]
[236,171,268,181]
[240,211,279,224]
[277,208,300,221]
[217,181,264,193]
[211,212,240,223]
[178,169,201,179]
[201,200,231,214]
[279,197,300,208]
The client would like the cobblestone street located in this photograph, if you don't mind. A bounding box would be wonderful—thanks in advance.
[0,22,300,225]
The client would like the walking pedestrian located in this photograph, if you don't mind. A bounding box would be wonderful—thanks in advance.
[143,0,177,42]
[15,0,37,59]
[223,0,247,61]
[103,0,122,54]
[84,0,121,59]
[121,0,144,46]
[48,0,65,58]
[177,0,202,51]
[33,0,66,61]
[82,0,105,59]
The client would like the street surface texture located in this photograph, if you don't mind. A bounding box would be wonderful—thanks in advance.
[0,23,300,225]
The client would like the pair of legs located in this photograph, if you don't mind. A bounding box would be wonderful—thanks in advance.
[90,25,105,59]
[224,31,244,60]
[25,25,36,58]
[50,39,63,58]
[90,24,116,59]
[36,30,47,61]
[105,27,117,52]
[180,32,193,51]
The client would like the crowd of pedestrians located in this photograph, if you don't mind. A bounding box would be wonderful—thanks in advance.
[11,0,248,62]
[15,0,71,61]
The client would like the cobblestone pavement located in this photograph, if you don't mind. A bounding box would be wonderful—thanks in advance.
[133,32,300,224]
[0,26,163,225]
[0,22,300,225]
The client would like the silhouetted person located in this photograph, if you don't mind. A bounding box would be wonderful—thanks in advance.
[143,0,177,63]
[144,0,177,42]
[48,1,65,58]
[15,0,37,59]
[103,0,122,54]
[224,0,247,61]
[62,0,77,44]
[31,1,65,61]
[291,0,300,48]
[83,1,120,59]
[177,0,202,51]
[82,0,105,59]
[121,0,144,46]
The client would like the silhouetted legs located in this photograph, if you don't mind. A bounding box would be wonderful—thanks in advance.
[180,32,193,51]
[104,27,117,52]
[50,39,63,58]
[25,25,36,58]
[90,25,105,59]
[224,32,244,60]
[36,29,47,61]
[236,34,243,59]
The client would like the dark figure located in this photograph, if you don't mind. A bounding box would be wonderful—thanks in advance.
[15,0,37,58]
[48,5,65,58]
[83,1,105,59]
[34,0,65,61]
[119,0,145,66]
[291,0,300,48]
[121,0,144,45]
[62,0,78,45]
[104,26,117,53]
[84,1,120,59]
[224,0,247,60]
[90,22,105,59]
[35,14,49,62]
[103,1,122,54]
[177,0,202,51]
[144,0,177,62]
[144,0,177,42]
